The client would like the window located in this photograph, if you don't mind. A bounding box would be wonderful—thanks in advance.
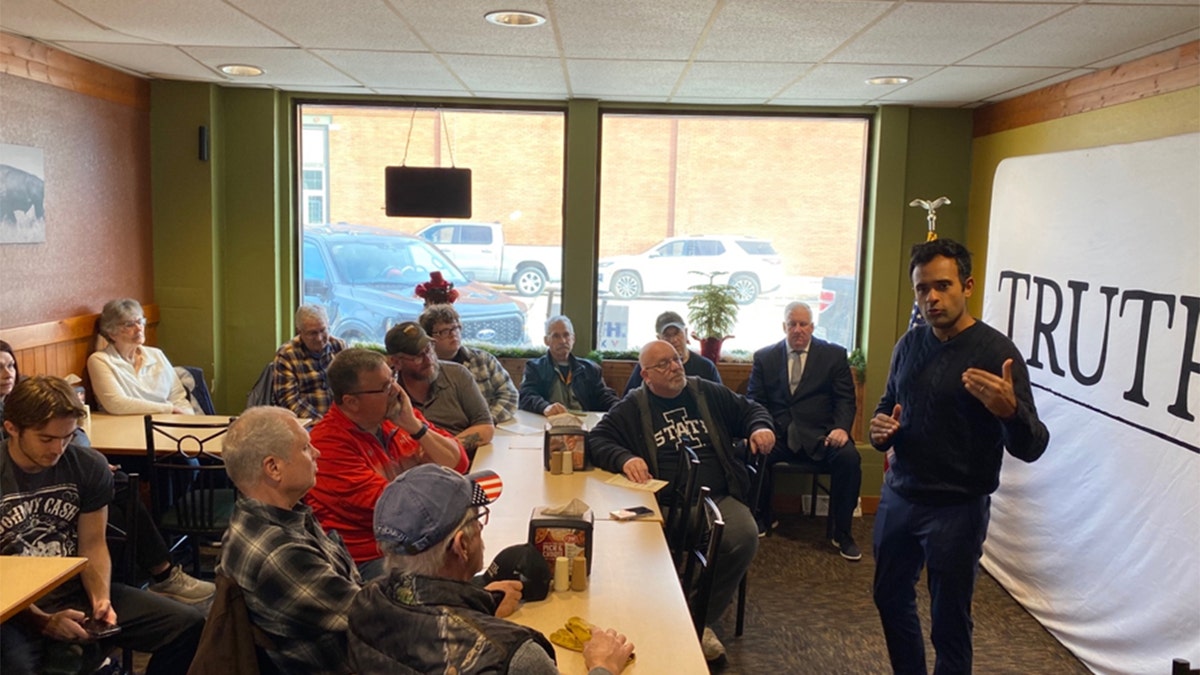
[596,113,868,356]
[295,104,566,346]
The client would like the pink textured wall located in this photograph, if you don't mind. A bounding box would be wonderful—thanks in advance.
[0,72,153,329]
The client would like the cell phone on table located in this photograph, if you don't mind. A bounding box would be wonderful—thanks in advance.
[80,618,122,640]
[610,506,654,521]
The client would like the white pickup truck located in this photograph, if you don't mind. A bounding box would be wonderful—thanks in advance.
[416,221,562,296]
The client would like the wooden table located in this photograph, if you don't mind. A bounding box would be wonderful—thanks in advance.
[473,439,664,523]
[87,413,232,456]
[0,556,88,621]
[499,410,606,436]
[482,515,706,675]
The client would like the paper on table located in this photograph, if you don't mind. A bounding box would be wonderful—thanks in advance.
[506,435,544,450]
[604,473,668,493]
[497,422,545,436]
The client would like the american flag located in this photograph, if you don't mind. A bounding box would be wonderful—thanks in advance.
[469,470,504,503]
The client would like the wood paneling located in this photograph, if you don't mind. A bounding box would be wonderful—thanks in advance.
[0,32,149,110]
[2,306,161,387]
[974,42,1199,137]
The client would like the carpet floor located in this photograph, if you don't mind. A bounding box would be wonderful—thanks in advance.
[707,513,1090,674]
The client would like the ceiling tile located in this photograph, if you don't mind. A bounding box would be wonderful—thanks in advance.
[555,0,714,60]
[834,2,1070,65]
[1087,32,1199,69]
[777,63,941,102]
[697,0,893,62]
[876,65,1072,106]
[442,54,566,95]
[390,0,560,57]
[314,50,465,91]
[184,47,359,86]
[54,42,216,80]
[58,0,293,47]
[962,5,1200,67]
[567,59,688,98]
[676,62,811,99]
[230,0,422,51]
[0,0,154,43]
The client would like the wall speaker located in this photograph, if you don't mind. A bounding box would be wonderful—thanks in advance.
[385,166,471,218]
[198,126,209,162]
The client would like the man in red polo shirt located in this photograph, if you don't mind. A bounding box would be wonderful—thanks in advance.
[306,348,468,580]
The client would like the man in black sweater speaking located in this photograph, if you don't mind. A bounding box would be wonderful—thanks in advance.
[869,238,1050,675]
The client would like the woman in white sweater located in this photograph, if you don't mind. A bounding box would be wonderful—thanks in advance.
[87,298,196,415]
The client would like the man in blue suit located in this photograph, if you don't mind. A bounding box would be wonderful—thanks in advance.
[748,302,862,560]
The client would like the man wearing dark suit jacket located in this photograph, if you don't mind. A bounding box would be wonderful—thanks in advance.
[747,302,862,560]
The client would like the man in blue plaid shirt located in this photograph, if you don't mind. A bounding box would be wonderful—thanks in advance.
[272,305,346,420]
[420,304,519,424]
[219,406,362,675]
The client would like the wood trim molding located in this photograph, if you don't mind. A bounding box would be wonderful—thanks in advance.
[1,305,160,351]
[973,41,1199,137]
[0,31,149,110]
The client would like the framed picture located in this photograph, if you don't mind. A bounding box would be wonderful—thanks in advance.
[1,143,47,244]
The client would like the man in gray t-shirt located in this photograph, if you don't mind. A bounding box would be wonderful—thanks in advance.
[386,321,494,456]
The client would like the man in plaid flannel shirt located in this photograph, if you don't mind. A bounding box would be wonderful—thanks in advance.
[218,406,362,675]
[272,305,346,419]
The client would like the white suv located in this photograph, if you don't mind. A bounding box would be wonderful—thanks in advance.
[598,235,783,304]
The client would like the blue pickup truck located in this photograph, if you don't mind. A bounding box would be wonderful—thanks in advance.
[302,223,528,346]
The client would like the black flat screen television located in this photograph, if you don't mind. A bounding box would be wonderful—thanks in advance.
[385,166,472,218]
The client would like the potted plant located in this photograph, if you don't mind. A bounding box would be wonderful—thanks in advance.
[686,271,740,362]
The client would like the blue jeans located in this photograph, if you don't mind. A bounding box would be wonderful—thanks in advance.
[872,482,990,675]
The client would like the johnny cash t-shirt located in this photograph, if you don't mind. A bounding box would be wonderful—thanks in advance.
[646,388,728,501]
[0,439,113,608]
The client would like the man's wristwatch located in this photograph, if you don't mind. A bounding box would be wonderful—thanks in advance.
[411,423,429,440]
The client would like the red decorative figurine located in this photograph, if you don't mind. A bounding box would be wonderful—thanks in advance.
[415,271,459,306]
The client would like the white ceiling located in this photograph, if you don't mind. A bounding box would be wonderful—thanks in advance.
[2,0,1197,107]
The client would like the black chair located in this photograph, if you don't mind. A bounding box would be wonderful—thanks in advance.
[680,487,725,638]
[763,459,834,540]
[664,442,701,572]
[735,450,767,637]
[143,415,236,576]
[105,472,140,675]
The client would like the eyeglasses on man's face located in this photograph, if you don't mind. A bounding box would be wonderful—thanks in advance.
[432,323,462,338]
[397,345,435,363]
[348,371,398,396]
[447,506,490,549]
[646,356,683,373]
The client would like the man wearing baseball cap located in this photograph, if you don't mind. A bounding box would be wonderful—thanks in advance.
[385,321,494,458]
[623,311,722,394]
[348,464,636,675]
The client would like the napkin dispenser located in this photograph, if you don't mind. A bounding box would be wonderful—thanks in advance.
[528,504,594,575]
[543,426,590,472]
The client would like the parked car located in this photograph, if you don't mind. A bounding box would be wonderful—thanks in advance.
[597,235,783,304]
[302,223,528,346]
[816,274,857,349]
[416,221,562,296]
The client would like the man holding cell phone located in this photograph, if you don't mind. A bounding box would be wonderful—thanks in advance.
[0,376,203,675]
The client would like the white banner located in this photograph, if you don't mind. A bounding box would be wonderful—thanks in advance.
[982,133,1200,675]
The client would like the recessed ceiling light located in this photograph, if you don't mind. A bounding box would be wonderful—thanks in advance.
[484,10,547,27]
[219,64,264,77]
[866,76,912,85]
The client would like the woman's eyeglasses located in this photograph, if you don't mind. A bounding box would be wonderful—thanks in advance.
[121,317,147,329]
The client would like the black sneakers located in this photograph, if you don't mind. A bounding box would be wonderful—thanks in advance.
[832,535,862,561]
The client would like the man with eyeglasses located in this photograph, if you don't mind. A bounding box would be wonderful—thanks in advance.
[420,304,519,424]
[622,311,722,395]
[386,321,494,457]
[307,348,468,580]
[0,376,203,674]
[272,304,347,419]
[520,315,620,416]
[348,463,636,675]
[589,340,775,662]
[747,301,862,556]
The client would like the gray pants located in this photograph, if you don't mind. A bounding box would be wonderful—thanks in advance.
[704,495,758,627]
